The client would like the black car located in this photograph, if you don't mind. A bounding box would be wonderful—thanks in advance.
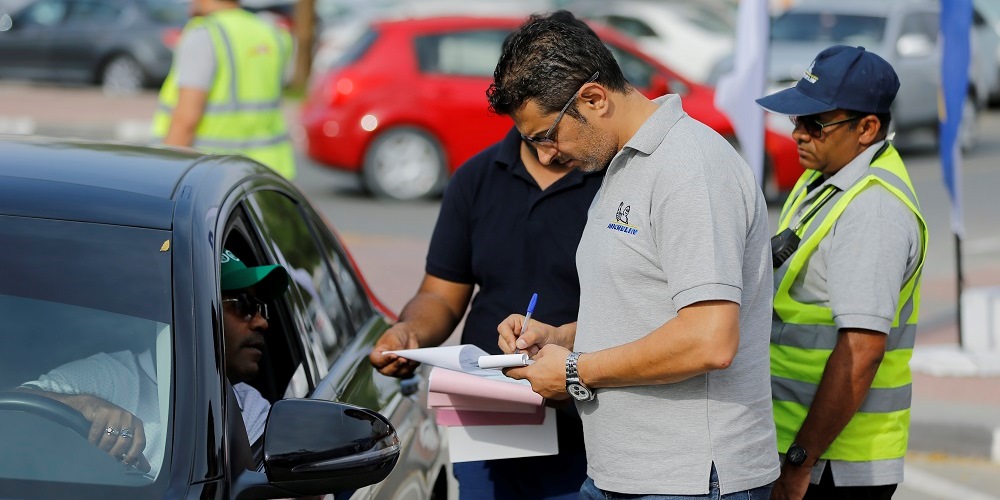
[0,0,186,94]
[0,137,450,499]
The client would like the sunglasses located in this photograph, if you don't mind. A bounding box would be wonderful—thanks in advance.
[520,71,600,148]
[789,115,861,139]
[222,293,269,321]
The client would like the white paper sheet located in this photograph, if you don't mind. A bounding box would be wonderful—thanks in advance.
[445,407,558,462]
[384,345,529,376]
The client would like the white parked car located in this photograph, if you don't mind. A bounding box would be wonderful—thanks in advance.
[569,0,736,83]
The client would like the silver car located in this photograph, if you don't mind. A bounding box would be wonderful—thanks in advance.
[766,0,995,151]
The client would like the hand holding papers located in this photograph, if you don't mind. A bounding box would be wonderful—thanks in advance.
[382,344,556,462]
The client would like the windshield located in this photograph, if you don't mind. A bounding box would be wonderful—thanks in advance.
[140,0,189,24]
[772,12,886,46]
[0,215,172,496]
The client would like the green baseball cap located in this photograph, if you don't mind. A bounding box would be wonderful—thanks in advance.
[220,249,289,299]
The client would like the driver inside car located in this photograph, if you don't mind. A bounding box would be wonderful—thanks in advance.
[18,249,288,474]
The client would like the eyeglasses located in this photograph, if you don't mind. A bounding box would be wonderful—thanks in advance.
[520,71,600,147]
[789,115,862,139]
[222,293,269,321]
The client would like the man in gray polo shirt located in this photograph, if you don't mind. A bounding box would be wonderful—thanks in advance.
[490,11,778,498]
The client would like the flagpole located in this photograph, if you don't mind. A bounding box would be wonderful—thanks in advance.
[955,234,964,346]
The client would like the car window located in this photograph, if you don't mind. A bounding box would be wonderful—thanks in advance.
[139,0,187,24]
[309,210,376,332]
[605,42,656,89]
[603,15,657,38]
[675,3,735,34]
[0,216,172,494]
[333,26,378,70]
[414,29,509,77]
[16,0,67,27]
[244,190,354,372]
[900,12,938,41]
[772,12,886,46]
[66,0,122,24]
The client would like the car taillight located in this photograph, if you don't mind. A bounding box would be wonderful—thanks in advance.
[162,27,182,50]
[325,76,355,106]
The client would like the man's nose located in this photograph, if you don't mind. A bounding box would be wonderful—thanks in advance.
[250,312,268,331]
[536,145,559,165]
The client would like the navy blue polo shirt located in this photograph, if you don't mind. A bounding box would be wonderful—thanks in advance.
[426,127,605,354]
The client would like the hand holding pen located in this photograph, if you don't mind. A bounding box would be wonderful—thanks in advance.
[513,293,538,355]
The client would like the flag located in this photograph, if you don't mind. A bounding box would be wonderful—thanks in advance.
[940,0,971,238]
[715,0,770,183]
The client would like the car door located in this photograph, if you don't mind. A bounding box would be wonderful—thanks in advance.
[891,9,940,129]
[413,27,514,168]
[241,186,443,500]
[53,0,124,81]
[0,0,68,80]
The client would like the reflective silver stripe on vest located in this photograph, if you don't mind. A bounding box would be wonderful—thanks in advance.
[771,321,917,351]
[267,22,287,91]
[194,132,291,150]
[772,375,912,413]
[207,17,240,106]
[870,167,920,210]
[157,101,282,114]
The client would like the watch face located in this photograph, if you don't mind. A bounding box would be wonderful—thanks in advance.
[568,383,594,401]
[787,445,807,465]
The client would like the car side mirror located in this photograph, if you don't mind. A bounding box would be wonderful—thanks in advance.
[232,399,400,500]
[897,33,935,58]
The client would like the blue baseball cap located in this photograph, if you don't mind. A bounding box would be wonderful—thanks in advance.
[756,45,900,116]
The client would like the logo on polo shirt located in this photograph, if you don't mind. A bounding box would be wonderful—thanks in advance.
[608,201,639,235]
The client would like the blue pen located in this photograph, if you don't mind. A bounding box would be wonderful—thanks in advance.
[514,293,538,354]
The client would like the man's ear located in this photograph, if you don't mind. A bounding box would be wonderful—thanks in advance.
[858,115,882,146]
[579,83,609,115]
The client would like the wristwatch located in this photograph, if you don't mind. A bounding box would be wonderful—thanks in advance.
[565,352,595,401]
[786,443,809,467]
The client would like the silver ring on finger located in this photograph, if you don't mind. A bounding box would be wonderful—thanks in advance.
[105,426,119,437]
[119,428,133,439]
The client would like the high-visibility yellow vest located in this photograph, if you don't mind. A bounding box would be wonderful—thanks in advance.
[152,8,295,179]
[771,144,928,462]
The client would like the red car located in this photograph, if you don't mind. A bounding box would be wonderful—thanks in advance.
[302,16,801,201]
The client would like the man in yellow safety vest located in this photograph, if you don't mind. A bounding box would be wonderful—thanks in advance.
[756,45,928,500]
[153,0,296,179]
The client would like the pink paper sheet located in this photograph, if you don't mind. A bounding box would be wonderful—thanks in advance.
[427,367,544,406]
[427,392,539,414]
[434,406,546,427]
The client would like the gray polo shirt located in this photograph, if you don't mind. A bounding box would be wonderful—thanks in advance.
[784,141,921,487]
[574,95,779,495]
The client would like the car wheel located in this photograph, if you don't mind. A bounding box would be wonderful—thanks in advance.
[959,93,978,153]
[101,54,145,96]
[362,127,446,201]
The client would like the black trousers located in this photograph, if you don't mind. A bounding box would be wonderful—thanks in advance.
[805,463,897,500]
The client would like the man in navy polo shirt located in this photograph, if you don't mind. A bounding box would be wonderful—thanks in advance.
[369,126,603,499]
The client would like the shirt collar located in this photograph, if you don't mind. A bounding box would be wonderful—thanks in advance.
[814,140,887,193]
[621,94,685,156]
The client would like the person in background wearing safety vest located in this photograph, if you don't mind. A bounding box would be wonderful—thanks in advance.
[152,0,296,180]
[756,46,928,500]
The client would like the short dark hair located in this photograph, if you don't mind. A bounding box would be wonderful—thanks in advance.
[487,10,630,119]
